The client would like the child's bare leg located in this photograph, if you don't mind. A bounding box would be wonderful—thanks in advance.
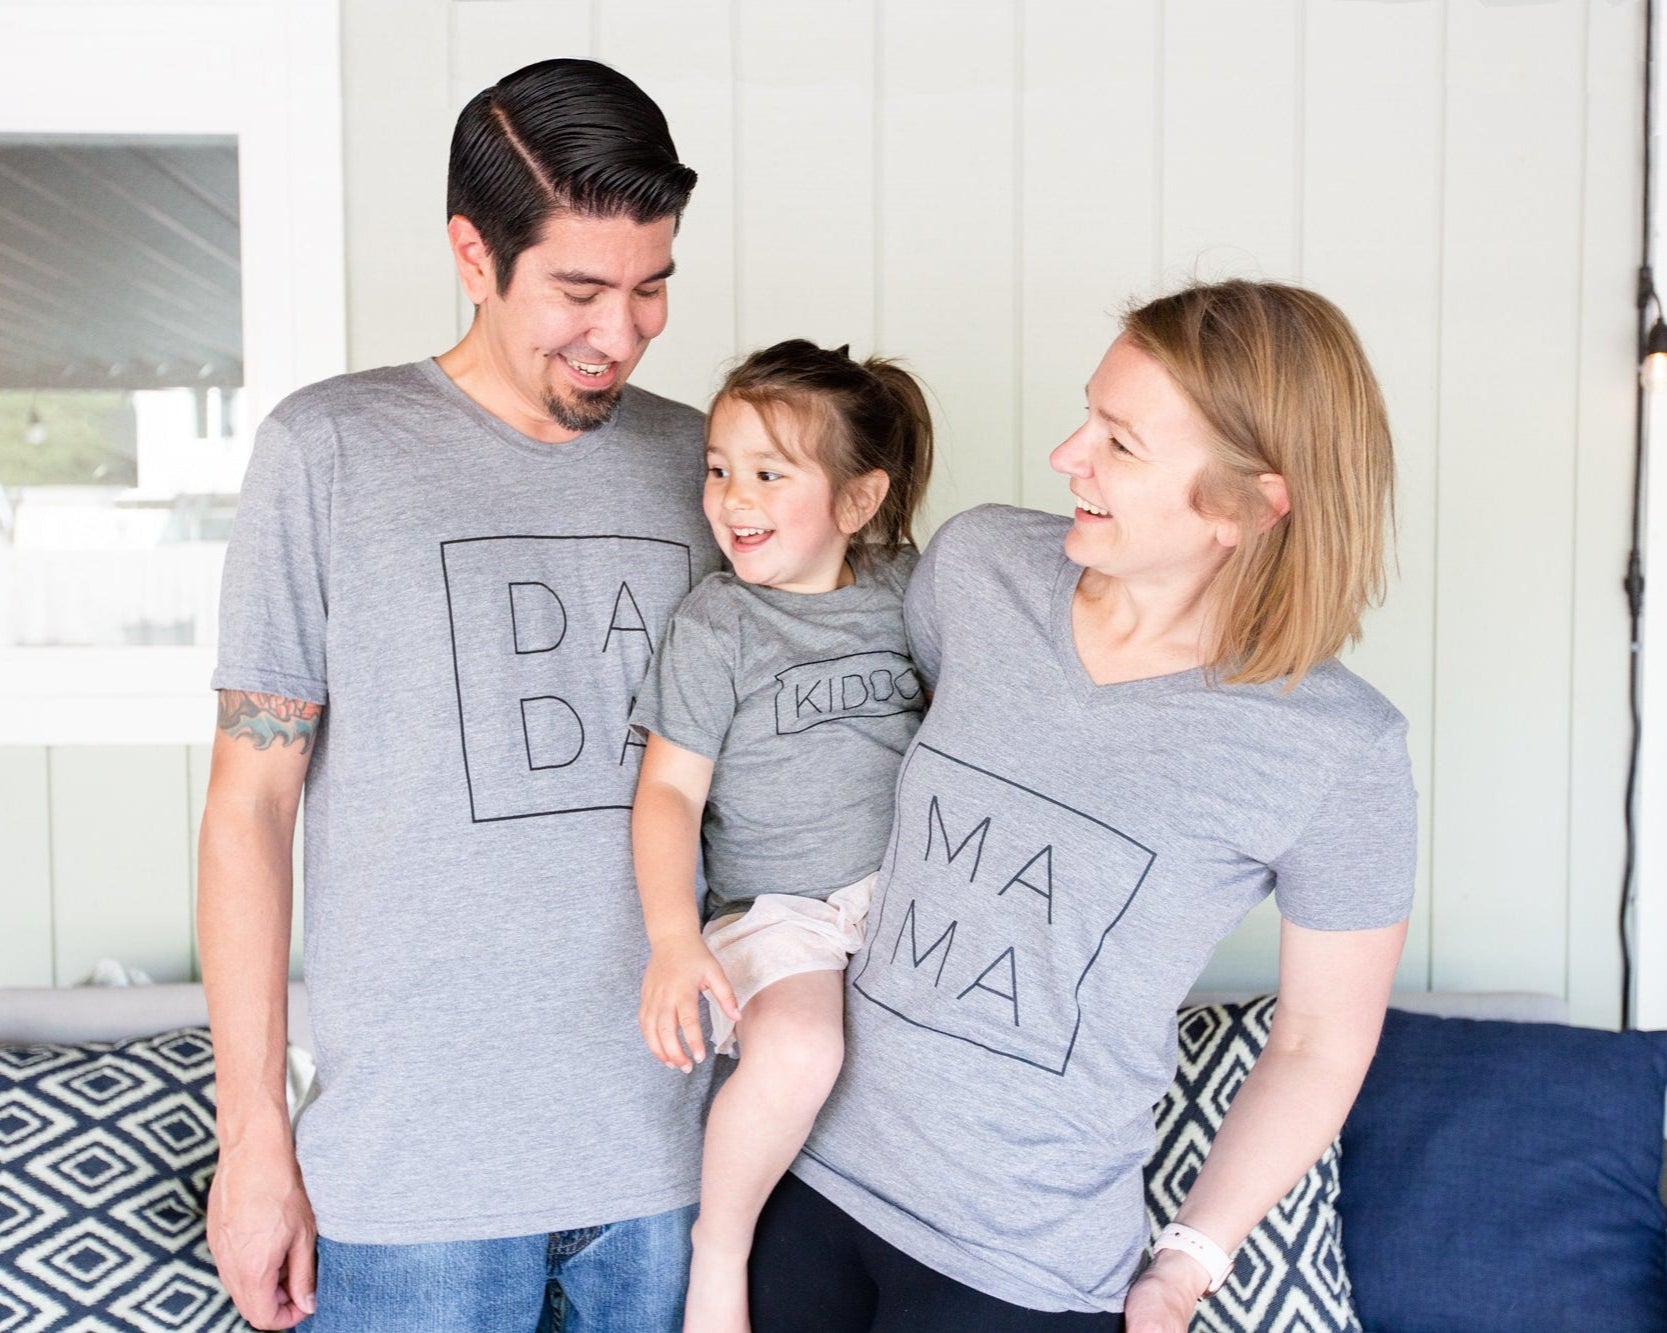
[683,969,845,1333]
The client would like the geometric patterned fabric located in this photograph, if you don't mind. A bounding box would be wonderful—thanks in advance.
[0,1028,252,1332]
[1145,996,1362,1333]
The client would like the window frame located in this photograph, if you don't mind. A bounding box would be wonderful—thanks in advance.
[0,0,346,745]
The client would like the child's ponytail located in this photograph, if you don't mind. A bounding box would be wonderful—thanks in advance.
[713,339,935,567]
[859,357,935,557]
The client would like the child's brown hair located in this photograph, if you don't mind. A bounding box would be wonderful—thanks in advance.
[713,339,934,564]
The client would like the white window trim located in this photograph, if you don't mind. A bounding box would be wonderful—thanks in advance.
[0,0,345,746]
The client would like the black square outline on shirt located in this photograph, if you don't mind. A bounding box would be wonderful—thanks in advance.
[440,534,693,823]
[851,743,1155,1076]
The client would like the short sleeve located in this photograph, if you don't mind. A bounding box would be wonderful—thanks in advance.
[210,412,332,704]
[1271,715,1418,931]
[628,596,738,760]
[904,527,946,690]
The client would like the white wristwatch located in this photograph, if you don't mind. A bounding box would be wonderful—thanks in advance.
[1151,1222,1234,1294]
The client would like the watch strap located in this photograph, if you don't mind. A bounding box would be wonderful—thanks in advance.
[1151,1222,1234,1295]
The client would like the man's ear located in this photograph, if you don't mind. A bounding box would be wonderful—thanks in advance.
[448,215,497,307]
[838,469,891,536]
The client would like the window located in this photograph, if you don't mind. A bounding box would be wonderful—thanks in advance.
[1,137,243,652]
[0,1,345,744]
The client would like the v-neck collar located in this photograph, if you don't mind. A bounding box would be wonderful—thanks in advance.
[1048,555,1205,703]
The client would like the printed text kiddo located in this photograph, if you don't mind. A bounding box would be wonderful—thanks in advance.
[629,339,935,1333]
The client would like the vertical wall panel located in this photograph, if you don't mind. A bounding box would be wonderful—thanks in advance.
[1298,0,1443,991]
[1567,0,1643,1029]
[1432,0,1587,996]
[1193,0,1443,993]
[447,1,594,338]
[1161,0,1300,284]
[879,0,1018,528]
[734,0,876,355]
[277,0,350,393]
[1018,0,1161,513]
[598,1,738,411]
[449,2,594,121]
[343,0,454,370]
[50,747,193,984]
[0,748,54,986]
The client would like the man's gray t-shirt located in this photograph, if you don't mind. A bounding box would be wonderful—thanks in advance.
[213,360,722,1243]
[630,552,924,919]
[794,504,1416,1312]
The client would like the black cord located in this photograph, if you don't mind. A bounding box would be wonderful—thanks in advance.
[1623,1,1655,1032]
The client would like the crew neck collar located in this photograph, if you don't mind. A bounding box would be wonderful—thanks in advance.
[416,357,625,464]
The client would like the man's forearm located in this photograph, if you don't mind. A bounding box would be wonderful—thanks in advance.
[199,801,297,1144]
[198,728,308,1148]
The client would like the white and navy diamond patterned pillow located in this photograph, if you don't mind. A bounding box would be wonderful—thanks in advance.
[1145,996,1361,1333]
[0,1027,250,1332]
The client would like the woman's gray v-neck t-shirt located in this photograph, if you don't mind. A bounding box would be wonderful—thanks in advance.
[794,503,1417,1313]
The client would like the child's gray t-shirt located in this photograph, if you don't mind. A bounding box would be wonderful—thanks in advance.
[630,552,924,918]
[794,504,1417,1313]
[212,360,722,1243]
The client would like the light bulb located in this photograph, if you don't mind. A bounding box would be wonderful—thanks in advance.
[1644,352,1667,394]
[1644,320,1667,392]
[24,410,46,446]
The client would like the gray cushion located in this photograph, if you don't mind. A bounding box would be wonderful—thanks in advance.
[0,984,312,1056]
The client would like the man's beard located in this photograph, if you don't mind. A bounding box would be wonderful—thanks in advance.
[544,383,623,433]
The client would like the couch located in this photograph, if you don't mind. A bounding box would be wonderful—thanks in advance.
[2,984,1664,1332]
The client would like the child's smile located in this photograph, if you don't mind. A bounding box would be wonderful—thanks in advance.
[728,525,774,552]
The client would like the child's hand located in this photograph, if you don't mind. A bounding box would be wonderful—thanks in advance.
[640,935,741,1073]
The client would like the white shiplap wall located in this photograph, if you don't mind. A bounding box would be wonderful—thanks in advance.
[1,0,1644,1028]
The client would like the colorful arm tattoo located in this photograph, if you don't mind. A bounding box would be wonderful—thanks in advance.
[216,690,323,754]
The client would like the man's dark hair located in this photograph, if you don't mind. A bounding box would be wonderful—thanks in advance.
[447,58,697,296]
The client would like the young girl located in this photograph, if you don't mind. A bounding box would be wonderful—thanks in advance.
[629,338,935,1332]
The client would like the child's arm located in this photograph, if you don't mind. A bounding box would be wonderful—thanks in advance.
[632,731,741,1073]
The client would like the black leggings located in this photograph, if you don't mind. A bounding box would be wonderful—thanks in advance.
[749,1174,1126,1333]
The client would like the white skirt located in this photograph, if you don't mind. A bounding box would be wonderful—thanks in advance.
[702,872,876,1057]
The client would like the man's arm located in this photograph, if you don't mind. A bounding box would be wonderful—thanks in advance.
[199,689,321,1329]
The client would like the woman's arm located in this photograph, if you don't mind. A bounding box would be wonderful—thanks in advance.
[632,731,739,1072]
[1124,915,1408,1330]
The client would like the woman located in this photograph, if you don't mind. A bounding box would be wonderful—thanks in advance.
[746,280,1416,1332]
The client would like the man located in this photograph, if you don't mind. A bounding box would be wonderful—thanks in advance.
[199,59,720,1331]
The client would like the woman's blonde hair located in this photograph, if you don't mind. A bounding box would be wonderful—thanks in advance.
[1121,280,1394,687]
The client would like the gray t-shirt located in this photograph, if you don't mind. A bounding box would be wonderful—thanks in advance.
[794,504,1416,1312]
[212,359,722,1244]
[630,552,924,919]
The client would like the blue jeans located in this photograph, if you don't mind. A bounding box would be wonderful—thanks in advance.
[300,1204,697,1333]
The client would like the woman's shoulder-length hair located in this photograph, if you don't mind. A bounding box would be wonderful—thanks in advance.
[1122,279,1395,689]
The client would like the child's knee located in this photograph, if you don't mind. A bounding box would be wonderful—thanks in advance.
[786,1028,844,1101]
[749,1014,843,1098]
